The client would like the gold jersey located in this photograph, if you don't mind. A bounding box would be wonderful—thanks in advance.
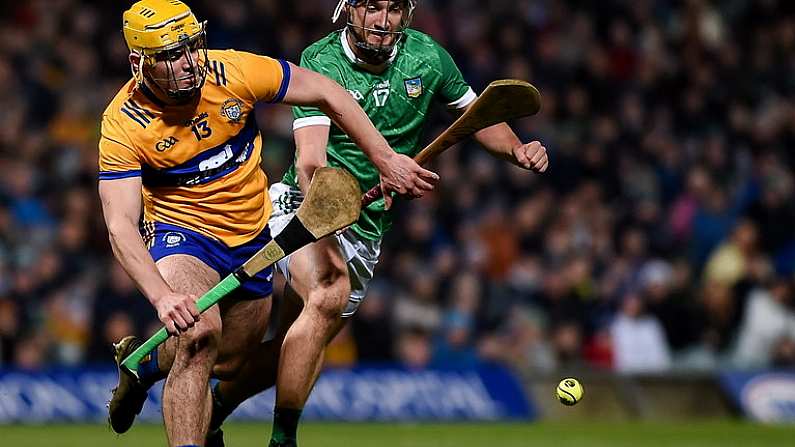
[99,49,290,247]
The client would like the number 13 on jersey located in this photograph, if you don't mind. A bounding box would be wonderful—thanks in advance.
[192,119,213,141]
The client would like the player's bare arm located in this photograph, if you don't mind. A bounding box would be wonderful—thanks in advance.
[283,64,439,208]
[293,125,330,194]
[99,178,200,334]
[456,104,549,173]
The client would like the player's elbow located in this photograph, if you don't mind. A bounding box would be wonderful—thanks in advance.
[315,88,335,114]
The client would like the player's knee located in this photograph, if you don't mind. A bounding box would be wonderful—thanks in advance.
[313,261,348,290]
[212,356,245,381]
[307,273,350,321]
[176,319,221,357]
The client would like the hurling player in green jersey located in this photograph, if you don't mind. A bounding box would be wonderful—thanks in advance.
[207,2,548,446]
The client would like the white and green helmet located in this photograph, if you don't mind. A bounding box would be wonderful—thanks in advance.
[332,0,418,62]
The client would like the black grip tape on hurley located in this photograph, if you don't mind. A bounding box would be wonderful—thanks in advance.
[232,217,315,283]
[273,216,317,255]
[233,267,252,282]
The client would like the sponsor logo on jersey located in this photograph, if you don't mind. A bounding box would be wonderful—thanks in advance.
[220,98,244,123]
[155,136,179,152]
[185,112,210,128]
[348,89,364,101]
[404,77,422,98]
[163,231,186,248]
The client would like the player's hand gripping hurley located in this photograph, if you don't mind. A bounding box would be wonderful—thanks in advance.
[361,79,541,206]
[120,167,361,378]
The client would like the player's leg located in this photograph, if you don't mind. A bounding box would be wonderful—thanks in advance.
[259,235,350,445]
[109,221,275,439]
[212,282,304,410]
[207,230,379,446]
[277,236,349,394]
[111,288,271,443]
[207,282,304,445]
[108,307,210,436]
[156,254,222,447]
[208,234,350,447]
[212,296,272,380]
[158,257,272,446]
[107,257,214,436]
[107,223,221,436]
[270,231,380,445]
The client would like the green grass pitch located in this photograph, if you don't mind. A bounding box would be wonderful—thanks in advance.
[0,421,792,446]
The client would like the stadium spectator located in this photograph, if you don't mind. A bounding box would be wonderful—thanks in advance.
[610,293,672,373]
[731,277,795,369]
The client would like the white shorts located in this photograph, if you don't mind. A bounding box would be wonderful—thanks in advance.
[268,182,381,317]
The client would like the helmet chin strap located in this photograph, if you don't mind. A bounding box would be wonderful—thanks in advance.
[130,52,146,87]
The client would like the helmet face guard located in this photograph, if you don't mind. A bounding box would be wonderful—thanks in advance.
[333,0,417,63]
[139,27,209,101]
[123,1,209,101]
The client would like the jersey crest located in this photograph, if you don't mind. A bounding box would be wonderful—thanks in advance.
[220,97,244,123]
[404,77,422,98]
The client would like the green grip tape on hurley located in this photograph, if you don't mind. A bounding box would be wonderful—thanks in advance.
[120,274,243,376]
[194,273,243,312]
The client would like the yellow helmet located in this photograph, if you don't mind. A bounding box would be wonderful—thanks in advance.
[123,0,203,54]
[123,0,208,100]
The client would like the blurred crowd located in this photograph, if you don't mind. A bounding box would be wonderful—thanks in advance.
[1,0,794,375]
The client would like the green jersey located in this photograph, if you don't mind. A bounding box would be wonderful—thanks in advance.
[284,28,475,240]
